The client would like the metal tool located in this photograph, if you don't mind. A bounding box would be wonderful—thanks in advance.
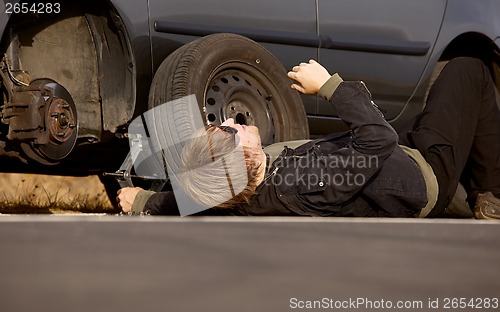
[103,133,168,192]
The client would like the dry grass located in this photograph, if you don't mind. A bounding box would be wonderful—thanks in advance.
[0,173,117,214]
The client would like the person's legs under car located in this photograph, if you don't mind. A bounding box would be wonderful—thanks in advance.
[399,57,500,218]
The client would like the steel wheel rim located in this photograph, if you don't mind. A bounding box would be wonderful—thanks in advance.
[204,63,277,146]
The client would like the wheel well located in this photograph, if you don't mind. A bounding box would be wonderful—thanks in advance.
[440,32,500,90]
[1,0,134,143]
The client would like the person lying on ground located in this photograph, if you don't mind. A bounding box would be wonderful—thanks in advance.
[117,57,500,219]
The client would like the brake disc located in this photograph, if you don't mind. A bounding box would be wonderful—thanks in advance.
[21,79,78,165]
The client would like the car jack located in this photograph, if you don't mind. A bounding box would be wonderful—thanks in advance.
[103,133,168,192]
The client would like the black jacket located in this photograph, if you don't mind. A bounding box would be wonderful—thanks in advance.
[242,81,427,217]
[143,81,427,217]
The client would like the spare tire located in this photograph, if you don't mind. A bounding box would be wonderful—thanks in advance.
[148,33,309,146]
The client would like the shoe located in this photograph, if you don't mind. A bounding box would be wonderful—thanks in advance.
[474,192,500,219]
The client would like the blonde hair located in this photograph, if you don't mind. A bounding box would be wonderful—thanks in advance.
[178,126,262,210]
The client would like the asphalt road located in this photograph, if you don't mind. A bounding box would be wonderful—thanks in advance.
[0,216,499,312]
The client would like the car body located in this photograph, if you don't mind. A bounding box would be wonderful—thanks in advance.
[0,0,499,174]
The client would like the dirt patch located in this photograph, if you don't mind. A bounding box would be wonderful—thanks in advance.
[0,173,115,214]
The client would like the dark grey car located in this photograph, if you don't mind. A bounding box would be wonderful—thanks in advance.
[0,0,499,180]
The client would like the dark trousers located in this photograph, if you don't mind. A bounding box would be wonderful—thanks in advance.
[398,57,500,217]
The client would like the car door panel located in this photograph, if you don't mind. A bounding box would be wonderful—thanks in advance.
[317,0,447,122]
[149,0,318,114]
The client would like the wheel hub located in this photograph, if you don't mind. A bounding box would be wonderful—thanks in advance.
[205,68,275,145]
[47,98,77,143]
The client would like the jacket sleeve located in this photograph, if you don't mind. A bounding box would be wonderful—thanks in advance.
[330,80,398,157]
[318,74,398,156]
[140,190,235,216]
[287,79,399,208]
[131,190,155,214]
[129,189,180,215]
[142,191,180,215]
